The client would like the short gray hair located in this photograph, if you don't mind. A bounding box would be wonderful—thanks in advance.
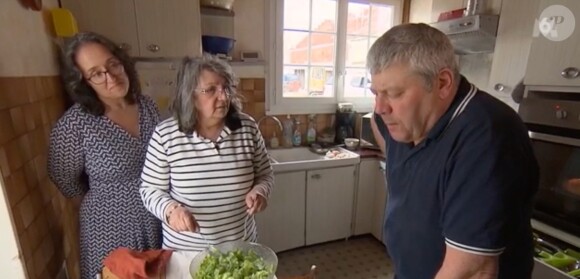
[367,23,459,91]
[171,54,243,134]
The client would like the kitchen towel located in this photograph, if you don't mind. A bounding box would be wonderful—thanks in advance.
[103,247,173,279]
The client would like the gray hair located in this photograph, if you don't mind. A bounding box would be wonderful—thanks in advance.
[171,54,243,134]
[367,23,459,91]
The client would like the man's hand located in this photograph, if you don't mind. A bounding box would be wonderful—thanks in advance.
[434,244,498,279]
[166,203,198,232]
[246,189,267,215]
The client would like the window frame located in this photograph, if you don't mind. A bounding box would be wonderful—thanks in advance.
[265,0,404,115]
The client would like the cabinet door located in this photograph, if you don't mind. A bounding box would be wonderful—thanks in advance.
[306,166,356,245]
[525,0,580,86]
[60,0,139,56]
[136,62,179,120]
[255,171,306,253]
[488,0,539,104]
[371,161,387,244]
[134,0,203,58]
[354,159,379,235]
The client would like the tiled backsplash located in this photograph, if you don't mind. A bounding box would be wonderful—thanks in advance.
[0,76,80,279]
[238,78,338,145]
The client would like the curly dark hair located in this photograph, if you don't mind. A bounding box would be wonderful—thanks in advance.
[60,32,141,115]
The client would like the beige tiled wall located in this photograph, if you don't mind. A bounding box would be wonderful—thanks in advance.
[0,76,80,279]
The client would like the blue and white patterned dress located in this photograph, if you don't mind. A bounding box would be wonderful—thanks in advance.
[47,95,162,279]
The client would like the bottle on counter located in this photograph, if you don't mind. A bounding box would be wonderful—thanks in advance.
[292,119,302,147]
[282,115,294,147]
[306,114,317,145]
[270,132,279,148]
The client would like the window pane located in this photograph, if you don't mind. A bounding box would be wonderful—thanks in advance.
[311,0,337,32]
[370,4,395,36]
[343,68,371,98]
[347,2,370,36]
[310,33,335,66]
[283,66,308,98]
[284,31,310,65]
[284,0,310,30]
[369,36,378,49]
[346,35,369,67]
[309,67,334,97]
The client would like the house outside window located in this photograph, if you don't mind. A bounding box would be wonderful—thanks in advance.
[266,0,403,115]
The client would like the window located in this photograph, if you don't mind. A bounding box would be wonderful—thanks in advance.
[266,0,403,114]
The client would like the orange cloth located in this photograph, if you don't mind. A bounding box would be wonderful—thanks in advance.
[103,248,173,279]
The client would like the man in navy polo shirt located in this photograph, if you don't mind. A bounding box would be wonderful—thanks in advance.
[367,23,539,279]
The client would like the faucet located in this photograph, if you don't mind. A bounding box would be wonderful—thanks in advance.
[257,115,284,148]
[257,115,283,135]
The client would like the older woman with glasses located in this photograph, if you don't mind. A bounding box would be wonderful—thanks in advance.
[47,32,162,279]
[140,55,273,276]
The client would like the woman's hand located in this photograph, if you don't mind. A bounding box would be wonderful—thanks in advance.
[246,189,267,215]
[166,203,199,232]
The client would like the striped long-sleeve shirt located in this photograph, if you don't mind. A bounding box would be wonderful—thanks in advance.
[140,112,274,251]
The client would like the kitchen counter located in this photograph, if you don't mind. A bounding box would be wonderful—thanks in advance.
[351,148,385,159]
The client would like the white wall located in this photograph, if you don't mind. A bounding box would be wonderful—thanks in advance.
[0,0,60,77]
[409,0,433,23]
[0,177,26,279]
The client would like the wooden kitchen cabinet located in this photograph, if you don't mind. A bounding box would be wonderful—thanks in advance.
[61,0,202,58]
[134,0,202,58]
[371,161,387,244]
[255,171,306,253]
[488,0,539,101]
[354,158,380,235]
[306,166,356,245]
[60,0,139,56]
[136,62,179,120]
[525,0,580,87]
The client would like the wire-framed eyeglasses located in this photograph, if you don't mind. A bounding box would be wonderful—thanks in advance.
[195,85,232,97]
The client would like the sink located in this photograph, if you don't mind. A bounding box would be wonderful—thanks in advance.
[267,147,360,173]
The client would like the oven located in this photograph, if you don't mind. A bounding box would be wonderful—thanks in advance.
[519,89,580,237]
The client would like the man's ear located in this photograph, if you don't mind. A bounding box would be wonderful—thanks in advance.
[436,68,455,99]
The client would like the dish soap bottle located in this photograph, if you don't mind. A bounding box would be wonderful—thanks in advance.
[306,114,317,145]
[270,131,279,148]
[283,115,294,147]
[292,119,302,147]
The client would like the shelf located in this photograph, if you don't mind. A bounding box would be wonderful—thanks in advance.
[229,60,265,66]
[200,6,235,17]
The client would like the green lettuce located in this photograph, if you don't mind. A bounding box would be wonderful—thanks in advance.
[193,248,274,279]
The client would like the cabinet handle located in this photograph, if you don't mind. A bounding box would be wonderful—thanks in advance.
[147,44,161,53]
[119,43,131,51]
[459,21,474,27]
[494,83,507,92]
[561,67,580,79]
[311,174,321,179]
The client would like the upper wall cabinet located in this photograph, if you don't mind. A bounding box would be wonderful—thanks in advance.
[61,0,202,58]
[525,0,580,87]
[60,0,139,56]
[488,0,539,97]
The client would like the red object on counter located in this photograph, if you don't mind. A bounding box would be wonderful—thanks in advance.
[438,8,466,21]
[103,248,173,279]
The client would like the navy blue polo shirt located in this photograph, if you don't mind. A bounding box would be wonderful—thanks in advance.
[380,77,539,279]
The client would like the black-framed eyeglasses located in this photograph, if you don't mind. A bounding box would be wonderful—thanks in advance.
[195,85,231,97]
[86,61,125,85]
